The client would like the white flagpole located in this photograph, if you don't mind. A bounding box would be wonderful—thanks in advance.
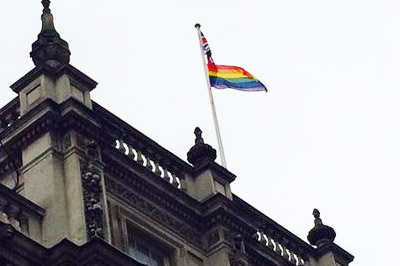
[195,23,227,168]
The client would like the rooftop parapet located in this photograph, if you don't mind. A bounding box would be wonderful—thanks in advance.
[93,102,192,191]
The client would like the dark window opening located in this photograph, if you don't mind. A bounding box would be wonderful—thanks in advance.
[126,223,169,266]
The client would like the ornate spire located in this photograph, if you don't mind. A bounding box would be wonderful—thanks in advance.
[307,209,336,247]
[187,127,217,166]
[30,0,71,74]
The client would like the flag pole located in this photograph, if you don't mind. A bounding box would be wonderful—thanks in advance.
[195,23,227,168]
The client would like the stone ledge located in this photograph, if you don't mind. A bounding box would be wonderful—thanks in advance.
[0,224,146,266]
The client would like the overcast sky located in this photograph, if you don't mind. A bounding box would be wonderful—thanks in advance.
[1,1,399,265]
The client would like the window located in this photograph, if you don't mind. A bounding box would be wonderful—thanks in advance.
[126,223,169,266]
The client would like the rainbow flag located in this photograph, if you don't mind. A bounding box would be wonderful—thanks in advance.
[199,30,267,92]
[208,61,267,92]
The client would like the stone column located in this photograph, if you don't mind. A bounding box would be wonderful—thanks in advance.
[21,131,70,247]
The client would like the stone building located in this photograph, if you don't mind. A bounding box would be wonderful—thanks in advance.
[0,1,354,266]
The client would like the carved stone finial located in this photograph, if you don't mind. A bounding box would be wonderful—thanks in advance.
[42,0,50,13]
[313,208,323,226]
[194,127,204,144]
[31,0,71,74]
[187,127,217,166]
[40,0,55,32]
[307,209,336,247]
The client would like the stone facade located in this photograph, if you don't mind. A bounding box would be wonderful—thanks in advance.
[0,1,353,266]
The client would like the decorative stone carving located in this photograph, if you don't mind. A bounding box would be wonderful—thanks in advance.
[105,177,202,246]
[226,231,249,266]
[5,204,22,230]
[63,133,72,149]
[0,198,9,224]
[207,229,220,248]
[81,140,104,239]
[82,167,103,239]
[231,233,245,253]
[86,139,100,160]
[0,221,15,241]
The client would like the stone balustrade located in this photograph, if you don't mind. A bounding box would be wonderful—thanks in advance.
[91,102,191,192]
[254,228,310,266]
[115,139,186,190]
[0,183,44,240]
[227,196,313,266]
[0,98,20,134]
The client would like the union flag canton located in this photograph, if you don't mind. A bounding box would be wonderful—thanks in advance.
[200,31,212,59]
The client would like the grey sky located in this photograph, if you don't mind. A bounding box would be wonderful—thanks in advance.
[1,1,399,265]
